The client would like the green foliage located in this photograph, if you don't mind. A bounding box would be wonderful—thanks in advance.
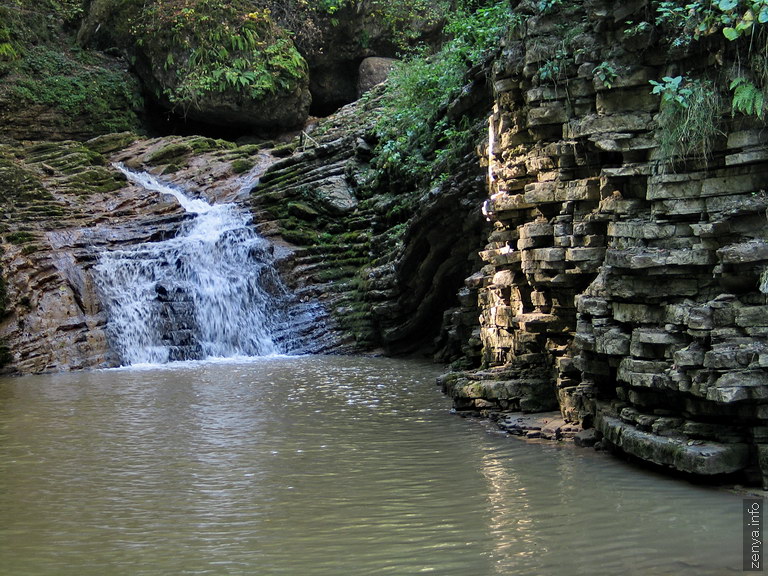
[539,47,569,85]
[52,0,85,26]
[132,0,307,111]
[593,62,618,89]
[623,20,653,38]
[9,45,142,133]
[655,0,768,45]
[0,22,19,63]
[650,76,723,164]
[730,76,765,117]
[650,75,689,105]
[374,1,516,185]
[537,0,564,14]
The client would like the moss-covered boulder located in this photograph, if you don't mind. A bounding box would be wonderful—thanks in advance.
[0,2,143,141]
[81,0,311,130]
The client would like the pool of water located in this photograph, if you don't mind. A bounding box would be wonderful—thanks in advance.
[0,356,746,575]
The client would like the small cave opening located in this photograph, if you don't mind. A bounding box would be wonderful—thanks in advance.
[307,60,362,118]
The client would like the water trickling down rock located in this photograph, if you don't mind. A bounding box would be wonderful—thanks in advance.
[93,166,304,365]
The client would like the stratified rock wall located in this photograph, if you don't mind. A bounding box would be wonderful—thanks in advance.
[445,1,768,482]
[250,92,488,356]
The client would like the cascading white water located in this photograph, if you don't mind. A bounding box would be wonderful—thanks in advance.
[94,166,293,365]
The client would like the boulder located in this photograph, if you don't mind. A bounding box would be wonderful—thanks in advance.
[357,57,397,97]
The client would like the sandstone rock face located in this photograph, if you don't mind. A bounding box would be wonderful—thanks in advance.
[442,2,768,482]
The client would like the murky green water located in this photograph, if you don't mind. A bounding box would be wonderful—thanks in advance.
[0,356,745,575]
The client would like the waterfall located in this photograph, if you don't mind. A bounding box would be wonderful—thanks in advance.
[93,166,298,365]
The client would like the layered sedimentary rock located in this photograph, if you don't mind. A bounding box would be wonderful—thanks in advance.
[250,91,488,356]
[443,1,768,483]
[0,133,347,372]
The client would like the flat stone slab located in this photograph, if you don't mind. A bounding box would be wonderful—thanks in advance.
[597,413,749,475]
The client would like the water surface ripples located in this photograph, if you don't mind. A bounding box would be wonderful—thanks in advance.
[0,356,744,575]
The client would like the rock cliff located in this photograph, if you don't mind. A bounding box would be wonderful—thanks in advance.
[441,0,768,484]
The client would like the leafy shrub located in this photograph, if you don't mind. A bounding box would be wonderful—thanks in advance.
[593,62,618,89]
[373,1,518,185]
[650,75,723,165]
[730,76,765,118]
[656,0,768,45]
[132,0,307,112]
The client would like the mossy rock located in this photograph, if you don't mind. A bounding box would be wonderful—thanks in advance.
[231,158,255,174]
[126,1,310,130]
[86,132,139,155]
[61,166,125,195]
[25,141,105,172]
[271,142,299,157]
[161,163,182,175]
[280,228,319,246]
[187,136,224,153]
[0,155,50,204]
[5,230,36,244]
[146,142,194,165]
[0,40,144,140]
[287,201,321,220]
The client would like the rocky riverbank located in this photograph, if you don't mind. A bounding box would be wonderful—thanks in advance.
[438,0,768,486]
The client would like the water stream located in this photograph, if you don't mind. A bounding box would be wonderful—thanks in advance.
[93,166,305,365]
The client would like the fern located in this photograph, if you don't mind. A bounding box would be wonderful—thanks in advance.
[0,42,18,61]
[730,77,766,119]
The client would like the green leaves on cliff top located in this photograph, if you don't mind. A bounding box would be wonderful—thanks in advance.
[374,0,516,185]
[655,0,768,45]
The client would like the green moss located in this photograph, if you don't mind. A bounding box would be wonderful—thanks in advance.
[280,228,319,245]
[313,265,362,282]
[0,155,51,205]
[86,132,139,155]
[62,167,125,195]
[5,231,35,245]
[234,143,265,155]
[8,45,143,134]
[231,158,255,174]
[146,142,194,165]
[188,137,221,152]
[271,142,298,157]
[26,141,105,172]
[287,201,320,219]
[161,164,182,175]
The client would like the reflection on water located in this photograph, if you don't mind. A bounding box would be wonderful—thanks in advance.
[0,356,744,575]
